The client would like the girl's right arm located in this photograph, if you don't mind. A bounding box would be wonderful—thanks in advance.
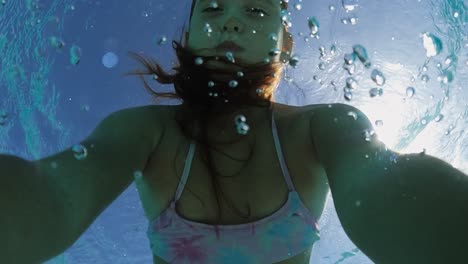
[0,105,164,263]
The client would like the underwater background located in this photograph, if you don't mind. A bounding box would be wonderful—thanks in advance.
[0,0,466,263]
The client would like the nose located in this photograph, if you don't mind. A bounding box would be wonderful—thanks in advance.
[222,18,243,33]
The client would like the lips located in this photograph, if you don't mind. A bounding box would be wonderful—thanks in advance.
[216,41,245,52]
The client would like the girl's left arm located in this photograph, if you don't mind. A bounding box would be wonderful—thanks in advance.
[307,103,468,264]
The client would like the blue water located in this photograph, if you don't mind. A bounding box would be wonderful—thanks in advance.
[1,0,466,263]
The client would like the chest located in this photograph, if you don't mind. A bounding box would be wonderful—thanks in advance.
[138,106,330,264]
[140,106,329,225]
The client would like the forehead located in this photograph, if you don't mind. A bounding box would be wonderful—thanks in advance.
[198,0,277,7]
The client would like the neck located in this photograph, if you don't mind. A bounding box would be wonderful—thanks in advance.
[207,105,271,139]
[178,103,273,142]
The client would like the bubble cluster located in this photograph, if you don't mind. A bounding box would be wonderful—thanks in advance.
[234,115,250,135]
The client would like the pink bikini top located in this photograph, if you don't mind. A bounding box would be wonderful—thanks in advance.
[146,108,321,263]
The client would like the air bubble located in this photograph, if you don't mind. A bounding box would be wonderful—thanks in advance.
[195,57,204,65]
[349,17,358,25]
[369,88,383,97]
[71,144,88,160]
[421,75,430,83]
[70,45,82,66]
[346,77,358,89]
[50,36,65,49]
[330,45,337,55]
[209,1,218,8]
[347,111,358,120]
[344,53,356,65]
[204,23,213,34]
[269,48,281,57]
[363,129,375,142]
[353,45,371,68]
[308,17,320,36]
[371,69,386,86]
[343,64,356,75]
[421,32,442,57]
[406,87,415,97]
[342,0,359,12]
[236,123,250,135]
[229,80,238,88]
[439,71,453,84]
[435,114,444,122]
[269,33,278,42]
[344,91,353,101]
[225,52,235,63]
[289,55,300,68]
[318,62,326,70]
[234,115,247,125]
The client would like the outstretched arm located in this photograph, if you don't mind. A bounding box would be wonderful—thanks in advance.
[308,103,468,264]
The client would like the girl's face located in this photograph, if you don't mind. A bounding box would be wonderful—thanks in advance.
[186,0,292,70]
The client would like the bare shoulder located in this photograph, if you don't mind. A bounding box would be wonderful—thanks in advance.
[270,102,323,118]
[304,103,365,118]
[139,104,179,120]
[117,104,173,148]
[299,102,338,115]
[149,102,329,133]
[300,103,366,129]
[289,103,332,125]
[119,104,170,120]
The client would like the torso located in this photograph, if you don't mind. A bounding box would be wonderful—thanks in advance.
[139,102,330,264]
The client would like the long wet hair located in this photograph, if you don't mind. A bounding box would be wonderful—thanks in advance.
[124,0,291,231]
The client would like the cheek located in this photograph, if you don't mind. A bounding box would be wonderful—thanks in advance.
[254,23,266,32]
[187,34,213,49]
[254,24,273,36]
[251,32,281,50]
[244,46,271,61]
[247,27,274,43]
